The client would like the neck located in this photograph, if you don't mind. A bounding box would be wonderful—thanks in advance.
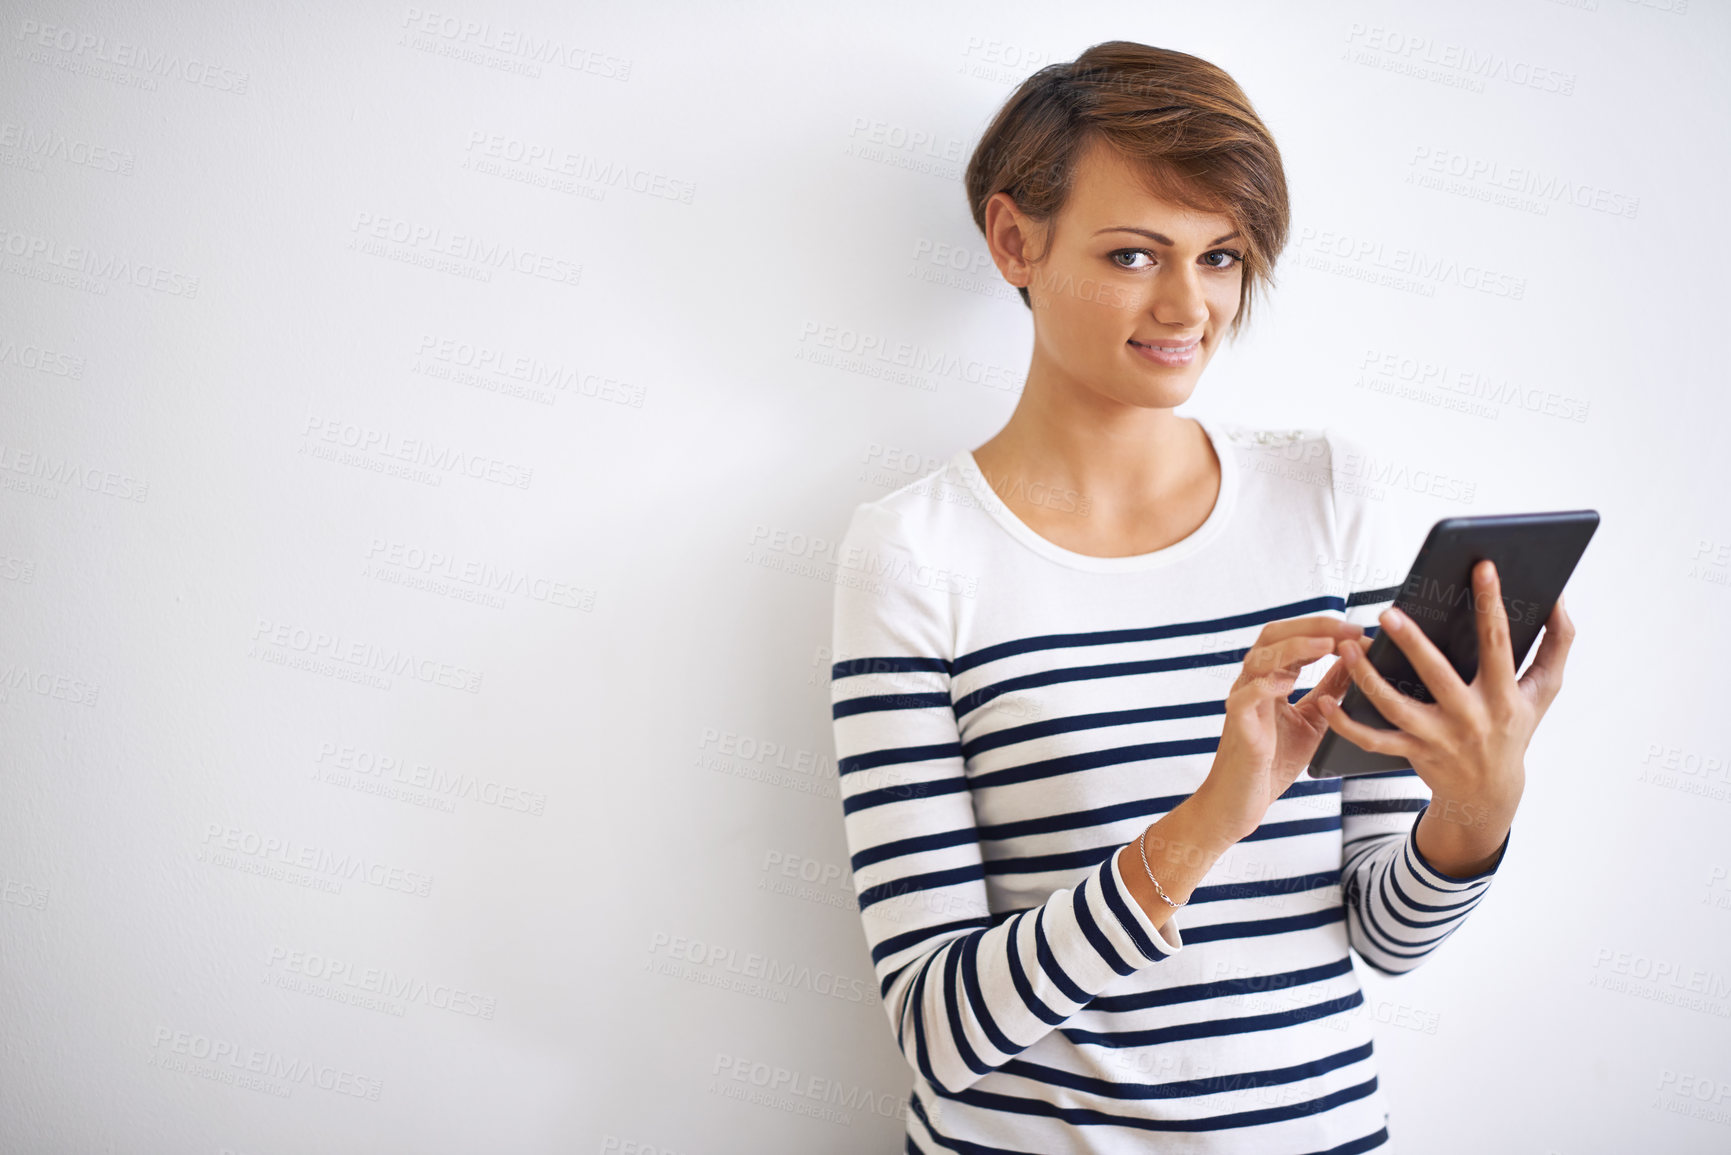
[977,381,1213,511]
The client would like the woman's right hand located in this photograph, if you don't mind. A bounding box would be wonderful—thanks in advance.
[1195,616,1372,840]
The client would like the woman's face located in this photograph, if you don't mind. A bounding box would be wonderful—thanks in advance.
[990,138,1245,410]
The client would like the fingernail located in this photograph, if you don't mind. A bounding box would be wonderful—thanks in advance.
[1381,608,1402,631]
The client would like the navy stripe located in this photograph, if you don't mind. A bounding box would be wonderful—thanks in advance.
[974,809,1343,871]
[1004,1038,1373,1100]
[968,735,1221,791]
[1178,905,1347,945]
[993,848,1343,914]
[1398,841,1495,900]
[984,842,1117,878]
[1347,583,1402,608]
[959,927,1017,1060]
[1355,867,1458,961]
[960,698,1225,759]
[838,741,962,778]
[835,585,1396,691]
[834,690,952,719]
[954,649,1251,720]
[1385,859,1487,918]
[1343,797,1426,817]
[1314,1126,1392,1155]
[950,594,1351,676]
[971,782,1330,847]
[1343,837,1387,876]
[1097,849,1167,964]
[931,1071,1380,1134]
[977,792,1194,842]
[943,930,992,1082]
[906,943,944,1084]
[993,902,1348,949]
[1238,813,1343,844]
[1090,955,1355,1013]
[1283,777,1344,800]
[873,916,992,974]
[1004,907,1060,1026]
[952,626,1391,722]
[860,863,986,912]
[851,826,979,872]
[907,1092,1389,1154]
[906,1091,1024,1154]
[1063,989,1365,1049]
[833,654,950,681]
[1071,872,1136,977]
[1032,904,1088,1006]
[843,774,970,815]
[1197,868,1341,905]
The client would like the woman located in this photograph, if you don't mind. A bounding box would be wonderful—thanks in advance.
[827,41,1574,1153]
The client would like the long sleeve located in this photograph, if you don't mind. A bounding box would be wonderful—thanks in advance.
[828,500,1184,1095]
[1324,429,1510,976]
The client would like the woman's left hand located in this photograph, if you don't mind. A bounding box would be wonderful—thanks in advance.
[1318,558,1577,874]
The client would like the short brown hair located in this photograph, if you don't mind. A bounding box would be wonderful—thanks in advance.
[964,41,1290,339]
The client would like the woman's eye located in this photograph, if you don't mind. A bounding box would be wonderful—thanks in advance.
[1110,248,1243,271]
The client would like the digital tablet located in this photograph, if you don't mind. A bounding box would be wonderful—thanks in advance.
[1307,509,1600,778]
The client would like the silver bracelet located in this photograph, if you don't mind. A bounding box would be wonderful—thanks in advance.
[1138,827,1184,909]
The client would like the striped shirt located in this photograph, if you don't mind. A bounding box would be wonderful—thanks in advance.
[827,418,1509,1153]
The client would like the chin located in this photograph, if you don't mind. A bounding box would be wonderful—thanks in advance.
[1122,355,1205,391]
[1119,377,1198,410]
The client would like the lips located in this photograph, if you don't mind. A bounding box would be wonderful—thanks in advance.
[1128,336,1202,367]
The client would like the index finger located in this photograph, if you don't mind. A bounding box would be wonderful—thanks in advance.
[1256,615,1366,645]
[1472,559,1517,698]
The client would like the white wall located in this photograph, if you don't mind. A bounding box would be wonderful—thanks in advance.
[3,1,1727,1152]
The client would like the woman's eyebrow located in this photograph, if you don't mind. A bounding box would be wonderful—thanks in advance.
[1093,226,1241,246]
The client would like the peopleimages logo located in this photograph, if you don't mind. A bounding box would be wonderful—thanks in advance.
[1292,227,1526,300]
[0,120,135,175]
[797,321,1021,393]
[710,1053,909,1124]
[348,212,582,287]
[301,415,534,490]
[313,740,548,815]
[462,131,693,202]
[398,9,633,79]
[199,823,435,898]
[747,523,980,597]
[0,442,147,501]
[1356,348,1591,423]
[148,1027,383,1100]
[646,932,872,1005]
[1343,23,1577,95]
[266,946,497,1019]
[1407,145,1640,220]
[13,20,252,94]
[364,537,595,611]
[0,226,200,297]
[249,617,485,694]
[0,659,100,707]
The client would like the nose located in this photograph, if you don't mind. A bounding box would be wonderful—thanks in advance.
[1148,265,1209,331]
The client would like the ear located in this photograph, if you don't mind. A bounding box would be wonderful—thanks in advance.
[984,191,1040,288]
